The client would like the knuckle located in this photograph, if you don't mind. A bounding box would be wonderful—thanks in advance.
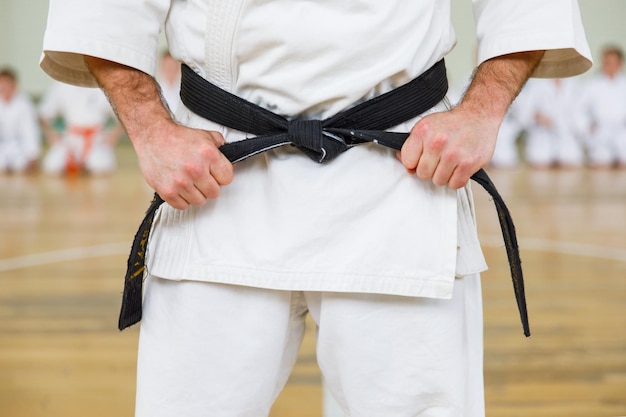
[208,131,226,146]
[412,118,431,135]
[181,161,202,178]
[200,145,217,159]
[459,156,479,173]
[427,134,448,152]
[172,176,189,191]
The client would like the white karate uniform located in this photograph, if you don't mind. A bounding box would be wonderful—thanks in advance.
[39,81,117,174]
[0,93,41,173]
[41,1,591,415]
[577,72,626,166]
[520,78,584,167]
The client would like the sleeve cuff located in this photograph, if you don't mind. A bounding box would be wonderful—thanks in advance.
[40,30,158,87]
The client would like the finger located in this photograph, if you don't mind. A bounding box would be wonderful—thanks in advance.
[415,152,439,181]
[400,135,423,171]
[199,132,233,186]
[180,182,214,206]
[447,165,473,190]
[431,159,456,187]
[164,168,211,207]
[160,192,190,210]
[175,195,191,210]
[192,174,222,200]
[207,130,226,147]
[209,154,234,186]
[396,151,416,174]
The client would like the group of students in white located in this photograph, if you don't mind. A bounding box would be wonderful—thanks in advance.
[0,51,181,176]
[1,46,626,176]
[486,45,626,169]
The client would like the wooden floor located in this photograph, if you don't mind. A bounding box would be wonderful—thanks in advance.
[1,144,625,417]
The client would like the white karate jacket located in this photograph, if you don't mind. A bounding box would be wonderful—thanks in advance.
[41,0,591,299]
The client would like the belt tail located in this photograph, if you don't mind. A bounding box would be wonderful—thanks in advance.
[118,193,164,330]
[470,169,530,337]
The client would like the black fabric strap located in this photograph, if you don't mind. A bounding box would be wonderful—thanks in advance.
[119,60,529,337]
[180,60,449,163]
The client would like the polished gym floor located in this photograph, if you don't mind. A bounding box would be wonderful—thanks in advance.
[1,145,624,417]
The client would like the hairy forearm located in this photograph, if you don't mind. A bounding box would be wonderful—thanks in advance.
[400,50,545,188]
[83,56,170,148]
[459,50,545,122]
[83,56,232,209]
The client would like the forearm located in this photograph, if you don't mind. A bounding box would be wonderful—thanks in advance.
[459,51,545,124]
[83,55,232,209]
[83,56,170,150]
[400,50,545,188]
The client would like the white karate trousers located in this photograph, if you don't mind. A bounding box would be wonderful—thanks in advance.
[135,273,485,417]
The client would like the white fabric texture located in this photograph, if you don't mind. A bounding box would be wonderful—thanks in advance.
[136,273,484,417]
[40,0,591,299]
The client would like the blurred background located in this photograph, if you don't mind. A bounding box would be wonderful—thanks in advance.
[1,1,625,417]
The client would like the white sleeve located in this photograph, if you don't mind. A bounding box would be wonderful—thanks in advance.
[40,0,171,87]
[472,0,592,78]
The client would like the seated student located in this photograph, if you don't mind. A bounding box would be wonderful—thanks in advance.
[39,81,124,175]
[577,45,626,168]
[0,67,41,174]
[521,77,585,168]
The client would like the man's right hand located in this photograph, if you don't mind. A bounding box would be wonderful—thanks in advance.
[135,119,233,209]
[84,55,233,210]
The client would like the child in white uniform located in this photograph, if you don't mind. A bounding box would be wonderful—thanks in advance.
[0,68,41,174]
[577,46,626,167]
[521,78,584,167]
[40,81,124,175]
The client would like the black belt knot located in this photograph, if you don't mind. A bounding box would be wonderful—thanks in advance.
[118,59,531,338]
[287,118,343,162]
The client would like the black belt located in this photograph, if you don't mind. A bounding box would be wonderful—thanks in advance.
[119,60,530,337]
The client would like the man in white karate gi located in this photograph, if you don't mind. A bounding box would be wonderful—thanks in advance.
[41,1,591,416]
